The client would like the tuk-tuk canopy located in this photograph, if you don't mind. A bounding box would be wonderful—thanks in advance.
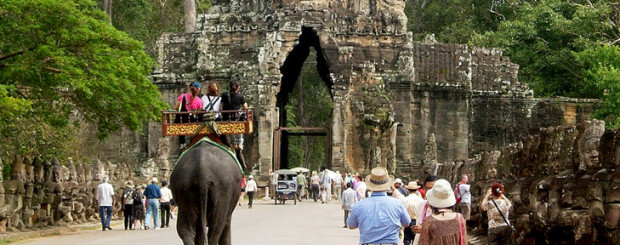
[273,169,298,176]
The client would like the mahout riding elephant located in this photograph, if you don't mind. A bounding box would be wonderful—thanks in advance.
[171,139,243,245]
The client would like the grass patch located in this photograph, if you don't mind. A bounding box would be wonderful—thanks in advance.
[0,238,14,245]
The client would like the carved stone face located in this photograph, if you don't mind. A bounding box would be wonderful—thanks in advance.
[75,162,84,183]
[11,156,27,182]
[26,158,35,183]
[34,159,44,183]
[52,162,63,183]
[93,160,105,181]
[67,161,77,182]
[578,120,605,171]
[84,163,92,182]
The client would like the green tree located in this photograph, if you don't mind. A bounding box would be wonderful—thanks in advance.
[0,0,167,158]
[103,0,212,55]
[405,0,527,43]
[471,0,619,97]
[576,45,620,128]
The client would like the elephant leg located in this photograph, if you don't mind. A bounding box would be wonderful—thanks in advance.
[207,188,235,244]
[177,209,197,245]
[216,189,239,245]
[217,218,233,245]
[207,208,228,244]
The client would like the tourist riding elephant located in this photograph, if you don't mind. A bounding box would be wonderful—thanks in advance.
[171,140,243,245]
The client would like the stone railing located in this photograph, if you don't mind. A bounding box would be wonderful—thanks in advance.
[421,119,619,244]
[0,157,163,232]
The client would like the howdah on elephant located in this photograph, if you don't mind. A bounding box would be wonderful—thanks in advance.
[171,139,243,245]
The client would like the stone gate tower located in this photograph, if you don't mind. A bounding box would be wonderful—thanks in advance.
[152,0,594,178]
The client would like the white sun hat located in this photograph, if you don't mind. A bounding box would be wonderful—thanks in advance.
[426,179,456,208]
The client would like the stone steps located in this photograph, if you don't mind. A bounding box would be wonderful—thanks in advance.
[468,233,488,245]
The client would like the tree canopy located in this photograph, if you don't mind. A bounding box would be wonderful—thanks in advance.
[0,0,167,158]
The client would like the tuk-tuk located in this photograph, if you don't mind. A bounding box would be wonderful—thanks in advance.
[273,169,298,205]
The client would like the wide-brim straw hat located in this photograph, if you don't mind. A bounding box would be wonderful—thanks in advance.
[426,179,456,208]
[125,181,134,188]
[404,181,421,190]
[365,167,393,192]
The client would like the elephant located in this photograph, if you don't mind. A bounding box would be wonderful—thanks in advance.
[171,139,243,245]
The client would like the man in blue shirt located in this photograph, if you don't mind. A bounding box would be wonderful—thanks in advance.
[144,177,162,230]
[347,167,410,245]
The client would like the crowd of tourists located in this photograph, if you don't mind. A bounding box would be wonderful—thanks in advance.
[249,166,513,245]
[338,167,513,245]
[96,177,176,231]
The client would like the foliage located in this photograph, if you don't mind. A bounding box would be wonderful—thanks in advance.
[285,51,333,172]
[102,0,212,55]
[575,45,620,128]
[471,0,619,98]
[0,0,167,158]
[405,0,527,43]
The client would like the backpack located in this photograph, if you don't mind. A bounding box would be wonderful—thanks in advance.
[133,192,143,205]
[454,184,462,203]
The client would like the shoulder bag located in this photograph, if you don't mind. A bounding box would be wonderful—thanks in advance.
[491,198,515,231]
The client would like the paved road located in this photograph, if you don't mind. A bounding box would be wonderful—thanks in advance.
[17,199,362,245]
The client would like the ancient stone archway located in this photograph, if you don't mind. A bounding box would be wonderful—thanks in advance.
[152,1,595,179]
[275,27,334,170]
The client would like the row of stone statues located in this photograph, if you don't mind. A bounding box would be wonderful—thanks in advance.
[0,157,153,232]
[423,119,620,244]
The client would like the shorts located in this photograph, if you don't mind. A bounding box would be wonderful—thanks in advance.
[241,187,246,192]
[458,202,471,220]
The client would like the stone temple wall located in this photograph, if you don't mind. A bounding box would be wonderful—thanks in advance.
[0,156,166,232]
[424,120,620,244]
[150,0,598,181]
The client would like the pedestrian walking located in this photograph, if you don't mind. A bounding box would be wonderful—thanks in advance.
[392,181,425,245]
[170,198,178,220]
[480,182,513,245]
[454,174,471,221]
[311,171,320,202]
[394,178,410,196]
[320,169,332,203]
[296,171,307,201]
[132,185,146,230]
[347,167,410,244]
[270,169,278,199]
[418,179,467,245]
[333,171,343,201]
[144,177,162,230]
[239,176,246,206]
[341,182,357,228]
[121,181,135,230]
[96,176,114,231]
[246,175,258,208]
[355,177,367,201]
[160,180,173,228]
[412,175,439,245]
